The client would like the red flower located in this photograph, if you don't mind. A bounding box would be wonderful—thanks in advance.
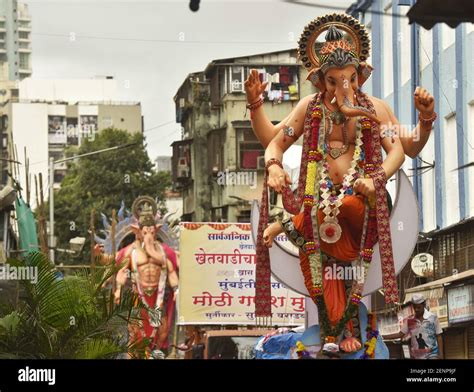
[325,227,335,238]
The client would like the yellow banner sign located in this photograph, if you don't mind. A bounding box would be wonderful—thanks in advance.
[178,222,305,325]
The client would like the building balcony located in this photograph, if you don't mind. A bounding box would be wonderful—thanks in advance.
[18,38,31,43]
[18,26,32,32]
[0,28,6,33]
[18,47,32,53]
[19,68,32,75]
[18,13,32,22]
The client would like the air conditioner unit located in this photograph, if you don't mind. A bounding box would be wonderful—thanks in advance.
[231,80,243,92]
[257,156,265,170]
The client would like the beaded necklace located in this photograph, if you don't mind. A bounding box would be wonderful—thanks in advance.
[318,105,364,243]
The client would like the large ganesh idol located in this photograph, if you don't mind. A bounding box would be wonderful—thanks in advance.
[249,13,437,359]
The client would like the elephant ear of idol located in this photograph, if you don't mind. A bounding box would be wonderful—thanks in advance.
[131,195,158,227]
[297,13,372,91]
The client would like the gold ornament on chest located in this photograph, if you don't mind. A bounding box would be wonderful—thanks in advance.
[323,103,351,160]
[329,146,346,160]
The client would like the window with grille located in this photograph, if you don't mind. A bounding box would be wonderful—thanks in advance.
[237,128,264,170]
[19,53,28,69]
[237,209,251,223]
[433,223,474,279]
[229,66,244,93]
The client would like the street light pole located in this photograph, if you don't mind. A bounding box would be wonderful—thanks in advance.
[48,143,136,264]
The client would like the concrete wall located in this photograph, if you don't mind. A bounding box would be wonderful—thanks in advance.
[20,78,118,103]
[98,104,142,133]
[11,102,49,203]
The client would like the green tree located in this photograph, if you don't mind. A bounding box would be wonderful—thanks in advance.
[53,128,170,263]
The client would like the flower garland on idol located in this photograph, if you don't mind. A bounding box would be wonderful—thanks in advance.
[282,91,380,349]
[295,341,311,359]
[360,312,379,359]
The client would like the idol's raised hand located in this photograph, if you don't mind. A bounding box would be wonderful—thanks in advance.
[244,69,268,104]
[414,86,435,117]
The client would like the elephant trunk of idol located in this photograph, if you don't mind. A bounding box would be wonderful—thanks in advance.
[333,81,380,124]
[143,234,163,263]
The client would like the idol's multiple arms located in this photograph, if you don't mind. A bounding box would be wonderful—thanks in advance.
[167,258,179,300]
[264,95,313,193]
[251,108,291,149]
[377,102,406,180]
[252,89,435,158]
[244,69,292,148]
[114,254,131,304]
[372,87,435,159]
[352,99,405,198]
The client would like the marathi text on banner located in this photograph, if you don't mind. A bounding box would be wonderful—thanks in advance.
[178,222,305,325]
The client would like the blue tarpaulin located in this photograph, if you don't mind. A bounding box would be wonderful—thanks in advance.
[255,332,303,359]
[255,303,389,359]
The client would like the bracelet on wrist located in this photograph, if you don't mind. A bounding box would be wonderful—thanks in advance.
[246,97,264,111]
[265,158,283,172]
[418,111,437,125]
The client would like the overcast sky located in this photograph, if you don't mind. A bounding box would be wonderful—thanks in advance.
[26,0,353,159]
